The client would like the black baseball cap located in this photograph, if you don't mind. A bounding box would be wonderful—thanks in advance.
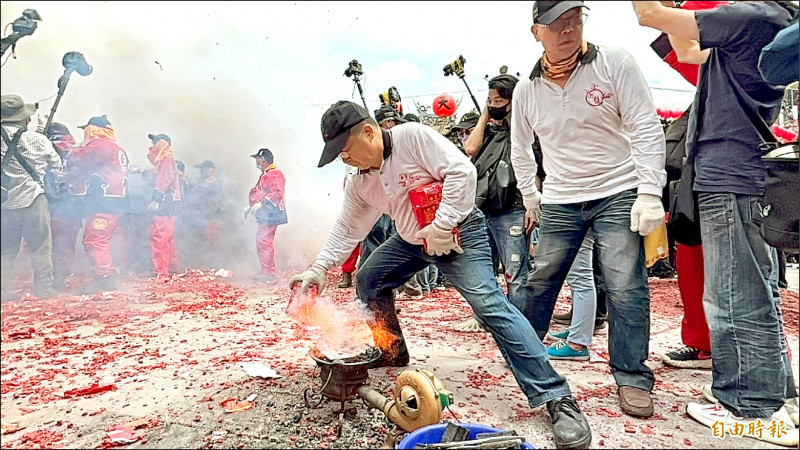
[404,113,420,123]
[78,114,112,129]
[452,111,480,130]
[318,100,370,168]
[148,133,171,145]
[374,106,407,125]
[251,148,274,160]
[533,1,588,25]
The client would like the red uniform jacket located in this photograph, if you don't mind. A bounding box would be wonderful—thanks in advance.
[68,137,130,214]
[152,155,182,202]
[249,165,287,226]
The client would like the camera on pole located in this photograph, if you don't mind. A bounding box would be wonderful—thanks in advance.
[44,52,93,133]
[344,59,368,110]
[443,55,481,113]
[0,9,42,59]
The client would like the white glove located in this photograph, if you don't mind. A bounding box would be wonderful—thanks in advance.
[415,223,463,256]
[523,191,543,224]
[243,202,262,219]
[630,194,665,237]
[147,200,160,212]
[289,264,328,295]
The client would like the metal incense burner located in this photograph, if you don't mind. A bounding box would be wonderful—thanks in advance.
[304,345,452,440]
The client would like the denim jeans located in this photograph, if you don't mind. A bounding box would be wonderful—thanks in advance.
[566,234,596,348]
[698,193,786,417]
[1,194,54,289]
[770,247,799,400]
[522,188,654,391]
[485,207,531,312]
[360,214,395,266]
[357,208,572,407]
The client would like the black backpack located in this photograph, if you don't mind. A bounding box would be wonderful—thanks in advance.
[472,126,519,214]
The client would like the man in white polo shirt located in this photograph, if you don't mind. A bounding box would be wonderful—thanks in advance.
[510,1,667,418]
[291,100,593,449]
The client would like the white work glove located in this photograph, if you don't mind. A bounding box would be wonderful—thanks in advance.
[243,202,262,219]
[523,191,543,225]
[289,264,328,295]
[415,223,463,256]
[147,200,160,212]
[630,194,665,237]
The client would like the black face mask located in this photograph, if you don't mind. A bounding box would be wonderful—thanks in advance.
[488,105,510,120]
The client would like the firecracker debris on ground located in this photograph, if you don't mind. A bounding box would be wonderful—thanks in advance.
[0,268,798,449]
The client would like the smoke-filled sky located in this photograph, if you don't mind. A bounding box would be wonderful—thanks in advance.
[1,1,696,272]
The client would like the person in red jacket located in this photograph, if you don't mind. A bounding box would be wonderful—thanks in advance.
[146,133,181,277]
[245,148,287,282]
[68,115,130,294]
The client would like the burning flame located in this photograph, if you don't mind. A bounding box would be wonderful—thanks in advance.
[286,285,376,360]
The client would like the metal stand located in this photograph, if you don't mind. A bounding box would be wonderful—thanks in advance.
[352,74,368,110]
[43,69,74,134]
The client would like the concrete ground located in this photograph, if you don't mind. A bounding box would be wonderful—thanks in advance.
[0,267,797,449]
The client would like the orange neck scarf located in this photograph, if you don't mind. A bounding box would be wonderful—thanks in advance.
[264,163,277,172]
[542,40,589,81]
[147,140,173,165]
[82,125,117,146]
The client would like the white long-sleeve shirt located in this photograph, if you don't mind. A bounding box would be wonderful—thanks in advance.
[510,45,666,204]
[314,123,477,271]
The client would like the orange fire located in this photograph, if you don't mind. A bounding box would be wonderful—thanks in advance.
[286,288,375,359]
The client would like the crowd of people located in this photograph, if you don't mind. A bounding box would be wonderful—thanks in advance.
[2,1,799,449]
[1,106,288,298]
[289,1,800,449]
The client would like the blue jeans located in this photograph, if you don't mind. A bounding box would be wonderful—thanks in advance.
[699,193,786,417]
[566,234,596,348]
[522,189,654,391]
[360,214,395,266]
[770,247,798,400]
[357,208,572,407]
[485,207,531,312]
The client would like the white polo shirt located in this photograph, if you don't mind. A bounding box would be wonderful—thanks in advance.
[510,44,666,204]
[314,123,477,271]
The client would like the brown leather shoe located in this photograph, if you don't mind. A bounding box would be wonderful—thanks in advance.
[618,386,654,417]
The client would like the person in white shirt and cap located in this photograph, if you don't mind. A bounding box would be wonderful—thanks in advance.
[510,0,667,419]
[290,100,592,449]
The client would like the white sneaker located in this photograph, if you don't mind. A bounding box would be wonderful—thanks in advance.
[786,398,799,427]
[686,402,799,447]
[702,384,718,404]
[703,385,800,427]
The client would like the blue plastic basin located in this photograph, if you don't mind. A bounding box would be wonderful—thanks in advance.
[396,423,535,449]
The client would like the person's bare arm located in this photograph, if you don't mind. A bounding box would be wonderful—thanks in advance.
[632,1,700,41]
[668,34,709,64]
[464,107,489,157]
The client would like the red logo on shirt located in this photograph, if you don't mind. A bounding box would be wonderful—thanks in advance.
[398,173,422,188]
[585,84,613,106]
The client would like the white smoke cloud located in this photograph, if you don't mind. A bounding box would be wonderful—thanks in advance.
[1,1,696,276]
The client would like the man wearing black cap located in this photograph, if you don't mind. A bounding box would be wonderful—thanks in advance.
[68,115,130,293]
[246,148,287,282]
[1,94,63,301]
[374,105,407,130]
[290,100,592,449]
[510,1,667,418]
[145,133,182,277]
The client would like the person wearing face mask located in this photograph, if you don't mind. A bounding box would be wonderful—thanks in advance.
[452,75,534,333]
[510,1,667,419]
